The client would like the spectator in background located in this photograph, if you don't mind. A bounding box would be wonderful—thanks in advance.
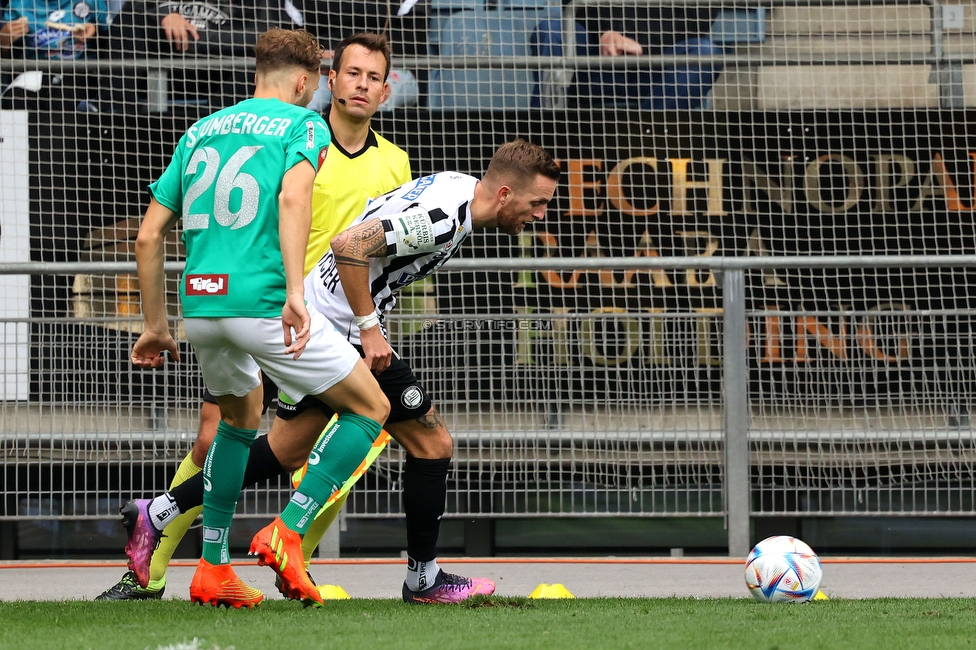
[531,4,723,110]
[1,0,118,60]
[95,0,422,113]
[317,0,426,58]
[95,0,325,112]
[1,0,123,111]
[311,0,426,110]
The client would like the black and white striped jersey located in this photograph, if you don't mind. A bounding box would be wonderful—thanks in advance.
[306,172,476,345]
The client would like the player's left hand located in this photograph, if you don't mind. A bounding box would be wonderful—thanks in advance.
[282,295,311,360]
[131,329,180,368]
[360,325,393,374]
[161,12,199,52]
[71,23,97,44]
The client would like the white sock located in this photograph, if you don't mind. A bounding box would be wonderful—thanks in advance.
[147,493,181,532]
[406,556,441,592]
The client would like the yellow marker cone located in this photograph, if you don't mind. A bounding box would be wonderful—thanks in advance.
[529,583,575,599]
[316,584,351,600]
[813,589,829,601]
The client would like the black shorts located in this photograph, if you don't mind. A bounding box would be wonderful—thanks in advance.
[275,350,432,425]
[202,377,279,415]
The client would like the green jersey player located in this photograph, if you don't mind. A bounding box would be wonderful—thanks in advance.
[129,27,389,608]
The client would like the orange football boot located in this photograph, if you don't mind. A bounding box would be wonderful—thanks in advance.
[189,558,264,608]
[249,517,324,605]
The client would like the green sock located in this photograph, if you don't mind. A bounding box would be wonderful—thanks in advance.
[202,420,257,565]
[280,413,381,534]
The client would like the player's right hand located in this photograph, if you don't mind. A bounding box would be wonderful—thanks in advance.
[131,330,180,368]
[599,30,643,57]
[0,17,30,50]
[282,295,311,360]
[161,13,199,52]
[360,326,393,374]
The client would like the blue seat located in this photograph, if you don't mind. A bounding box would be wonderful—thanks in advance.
[429,0,484,11]
[498,0,553,8]
[709,8,766,44]
[428,7,562,110]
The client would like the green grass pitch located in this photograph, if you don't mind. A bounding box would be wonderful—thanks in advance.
[3,598,975,650]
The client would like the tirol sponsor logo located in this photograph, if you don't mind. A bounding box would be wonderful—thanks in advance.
[186,274,228,295]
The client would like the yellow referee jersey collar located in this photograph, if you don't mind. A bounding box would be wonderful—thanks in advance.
[324,109,380,160]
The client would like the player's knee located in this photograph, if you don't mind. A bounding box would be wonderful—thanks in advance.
[267,411,325,471]
[434,427,454,458]
[190,438,211,468]
[278,452,306,473]
[367,391,391,426]
[391,414,453,459]
[409,431,452,459]
[271,435,309,472]
[191,401,220,466]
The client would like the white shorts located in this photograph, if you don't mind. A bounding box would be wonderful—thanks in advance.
[183,306,361,403]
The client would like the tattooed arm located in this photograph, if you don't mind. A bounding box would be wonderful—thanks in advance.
[331,219,392,372]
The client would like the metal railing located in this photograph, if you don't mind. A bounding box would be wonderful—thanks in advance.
[2,255,974,556]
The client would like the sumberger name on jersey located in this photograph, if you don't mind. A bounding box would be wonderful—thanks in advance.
[185,112,293,148]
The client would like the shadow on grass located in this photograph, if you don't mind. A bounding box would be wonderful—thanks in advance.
[462,596,534,609]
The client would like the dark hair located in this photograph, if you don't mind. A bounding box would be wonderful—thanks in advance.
[255,28,321,75]
[484,139,561,187]
[331,32,393,82]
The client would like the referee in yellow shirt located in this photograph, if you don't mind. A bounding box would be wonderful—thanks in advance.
[306,35,411,274]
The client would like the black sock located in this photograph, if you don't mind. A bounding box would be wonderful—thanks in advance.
[169,435,287,512]
[402,455,450,562]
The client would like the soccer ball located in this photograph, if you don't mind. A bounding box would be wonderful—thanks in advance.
[744,535,823,603]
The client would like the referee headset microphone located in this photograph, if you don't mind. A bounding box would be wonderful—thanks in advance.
[329,77,347,104]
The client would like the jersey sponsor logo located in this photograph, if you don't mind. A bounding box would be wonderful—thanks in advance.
[394,270,424,289]
[202,526,225,543]
[186,274,228,295]
[305,120,316,149]
[395,210,435,251]
[402,175,434,201]
[319,425,338,449]
[33,28,71,49]
[401,386,424,409]
[72,1,91,18]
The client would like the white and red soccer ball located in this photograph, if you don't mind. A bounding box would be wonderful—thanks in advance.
[744,535,823,603]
